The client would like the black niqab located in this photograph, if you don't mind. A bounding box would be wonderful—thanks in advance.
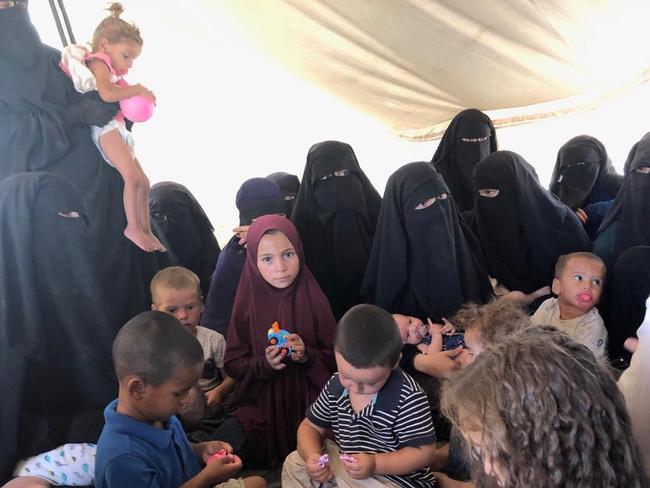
[473,151,591,293]
[292,141,381,319]
[149,182,221,297]
[550,135,623,210]
[0,172,117,482]
[0,4,166,327]
[598,133,650,259]
[361,162,492,321]
[200,178,285,336]
[431,109,497,213]
[266,171,300,217]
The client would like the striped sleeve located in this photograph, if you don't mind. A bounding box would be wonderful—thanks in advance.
[394,376,436,447]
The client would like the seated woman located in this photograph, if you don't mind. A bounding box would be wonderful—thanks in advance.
[149,181,221,297]
[0,172,117,484]
[473,150,591,298]
[550,135,623,239]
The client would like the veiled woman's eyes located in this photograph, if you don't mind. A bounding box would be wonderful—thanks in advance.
[635,166,650,174]
[478,189,500,198]
[461,135,490,142]
[319,168,352,181]
[57,211,81,218]
[415,192,448,210]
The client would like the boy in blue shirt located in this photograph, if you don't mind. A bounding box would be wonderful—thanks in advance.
[95,311,266,488]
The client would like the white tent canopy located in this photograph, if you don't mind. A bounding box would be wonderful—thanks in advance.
[29,1,650,243]
[219,0,650,139]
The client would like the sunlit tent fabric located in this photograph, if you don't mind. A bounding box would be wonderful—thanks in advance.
[219,0,650,139]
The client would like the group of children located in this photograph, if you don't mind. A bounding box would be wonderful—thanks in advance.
[3,2,647,487]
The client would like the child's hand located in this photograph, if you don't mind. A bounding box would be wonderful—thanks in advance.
[135,83,156,103]
[341,452,375,480]
[440,318,456,335]
[427,318,444,335]
[205,388,223,409]
[287,333,308,363]
[265,345,287,370]
[202,441,233,464]
[306,453,333,483]
[201,453,242,484]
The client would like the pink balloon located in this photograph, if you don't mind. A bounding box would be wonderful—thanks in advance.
[119,95,154,122]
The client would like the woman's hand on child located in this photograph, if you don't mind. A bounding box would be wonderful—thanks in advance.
[265,345,287,370]
[575,207,588,224]
[205,388,224,409]
[414,348,462,377]
[306,453,334,482]
[287,333,308,363]
[342,452,375,479]
[232,225,250,245]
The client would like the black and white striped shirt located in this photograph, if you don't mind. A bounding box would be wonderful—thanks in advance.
[307,369,439,487]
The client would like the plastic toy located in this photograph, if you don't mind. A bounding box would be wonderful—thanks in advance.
[339,454,357,463]
[317,454,329,468]
[207,449,229,464]
[119,94,154,122]
[267,321,292,353]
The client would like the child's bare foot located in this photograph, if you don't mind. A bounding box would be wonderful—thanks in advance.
[146,232,167,252]
[124,227,156,252]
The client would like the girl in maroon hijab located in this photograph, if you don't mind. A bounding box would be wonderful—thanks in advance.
[223,214,337,466]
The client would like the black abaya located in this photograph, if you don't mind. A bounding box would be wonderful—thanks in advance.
[292,141,381,319]
[361,162,492,322]
[473,151,591,294]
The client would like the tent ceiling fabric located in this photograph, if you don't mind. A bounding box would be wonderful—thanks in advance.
[219,0,650,140]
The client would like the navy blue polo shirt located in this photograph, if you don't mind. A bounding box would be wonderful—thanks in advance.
[95,400,201,488]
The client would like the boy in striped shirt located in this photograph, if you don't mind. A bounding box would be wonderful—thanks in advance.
[282,304,439,487]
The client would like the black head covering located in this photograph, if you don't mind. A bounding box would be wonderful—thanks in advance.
[149,182,221,297]
[0,172,116,482]
[598,133,650,259]
[292,141,382,319]
[266,171,300,216]
[361,162,492,321]
[431,109,497,213]
[602,246,650,362]
[550,135,623,210]
[200,178,285,336]
[0,4,166,327]
[473,151,591,293]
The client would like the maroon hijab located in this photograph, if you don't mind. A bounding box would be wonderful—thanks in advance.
[224,214,336,465]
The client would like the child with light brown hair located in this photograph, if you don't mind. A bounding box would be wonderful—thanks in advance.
[60,2,163,252]
[531,251,608,359]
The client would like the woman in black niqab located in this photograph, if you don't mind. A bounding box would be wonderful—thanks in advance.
[0,3,165,327]
[550,135,623,238]
[149,181,221,297]
[597,133,650,263]
[361,162,492,322]
[474,151,591,294]
[266,171,300,217]
[431,109,497,213]
[0,172,117,483]
[200,178,286,336]
[292,141,381,319]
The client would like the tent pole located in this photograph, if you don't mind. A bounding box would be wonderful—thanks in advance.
[47,0,67,47]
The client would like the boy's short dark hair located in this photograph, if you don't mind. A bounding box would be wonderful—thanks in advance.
[335,304,402,368]
[554,252,606,279]
[150,266,202,304]
[113,311,203,386]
